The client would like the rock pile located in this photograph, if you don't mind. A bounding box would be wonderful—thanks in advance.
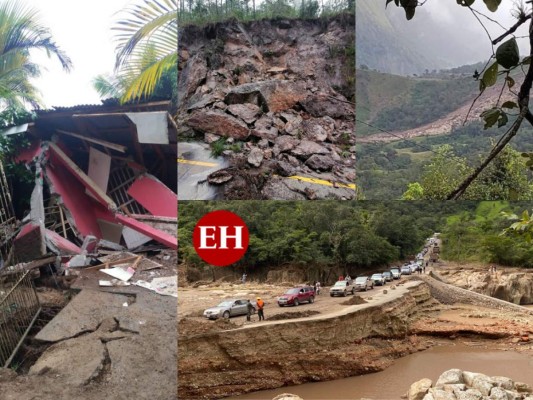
[408,369,533,400]
[178,16,355,199]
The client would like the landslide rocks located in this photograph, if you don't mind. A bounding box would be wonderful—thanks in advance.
[178,15,355,199]
[407,369,533,400]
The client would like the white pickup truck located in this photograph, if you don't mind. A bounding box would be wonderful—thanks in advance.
[329,280,356,297]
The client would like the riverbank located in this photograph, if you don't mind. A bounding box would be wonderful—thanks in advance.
[178,272,533,399]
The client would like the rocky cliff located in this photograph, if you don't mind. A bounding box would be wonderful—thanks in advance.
[436,267,533,305]
[178,283,435,399]
[178,15,355,200]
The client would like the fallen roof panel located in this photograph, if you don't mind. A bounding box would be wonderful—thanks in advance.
[127,175,177,219]
[115,214,177,250]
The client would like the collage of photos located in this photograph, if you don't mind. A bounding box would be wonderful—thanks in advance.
[0,0,532,399]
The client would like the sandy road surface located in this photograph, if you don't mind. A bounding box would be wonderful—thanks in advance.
[178,278,416,331]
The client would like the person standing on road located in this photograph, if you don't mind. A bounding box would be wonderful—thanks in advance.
[242,273,247,284]
[246,300,254,322]
[345,274,351,282]
[256,297,265,321]
[423,265,426,273]
[316,281,321,295]
[339,275,344,281]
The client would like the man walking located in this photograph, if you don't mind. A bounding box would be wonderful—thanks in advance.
[256,297,265,321]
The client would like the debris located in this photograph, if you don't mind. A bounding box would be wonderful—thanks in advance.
[100,266,135,282]
[134,276,177,297]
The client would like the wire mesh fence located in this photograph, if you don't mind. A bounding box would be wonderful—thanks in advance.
[0,271,41,368]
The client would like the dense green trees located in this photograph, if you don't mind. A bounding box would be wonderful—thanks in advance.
[178,0,353,25]
[179,202,533,279]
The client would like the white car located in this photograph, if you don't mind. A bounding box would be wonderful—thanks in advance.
[329,280,356,297]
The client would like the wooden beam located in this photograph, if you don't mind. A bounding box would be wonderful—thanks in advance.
[48,143,118,212]
[56,130,127,153]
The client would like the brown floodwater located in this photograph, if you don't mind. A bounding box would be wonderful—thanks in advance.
[229,343,533,400]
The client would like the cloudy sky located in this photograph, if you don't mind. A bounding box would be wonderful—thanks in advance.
[421,0,530,56]
[26,0,132,108]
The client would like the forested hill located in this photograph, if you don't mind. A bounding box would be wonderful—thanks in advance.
[178,202,532,281]
[356,0,487,75]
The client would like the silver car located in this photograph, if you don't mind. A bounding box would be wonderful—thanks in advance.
[203,299,256,320]
[354,276,373,291]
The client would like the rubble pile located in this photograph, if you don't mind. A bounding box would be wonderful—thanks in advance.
[178,15,355,199]
[407,369,533,400]
[0,101,177,275]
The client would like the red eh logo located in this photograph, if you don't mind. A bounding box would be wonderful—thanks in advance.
[192,210,249,267]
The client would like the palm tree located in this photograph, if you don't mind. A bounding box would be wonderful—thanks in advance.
[0,1,71,109]
[99,0,177,103]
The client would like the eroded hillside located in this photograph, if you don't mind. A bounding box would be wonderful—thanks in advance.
[177,15,355,200]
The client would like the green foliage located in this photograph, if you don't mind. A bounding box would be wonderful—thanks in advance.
[403,145,533,200]
[178,0,352,25]
[441,201,533,267]
[94,0,177,104]
[0,1,72,110]
[178,201,455,278]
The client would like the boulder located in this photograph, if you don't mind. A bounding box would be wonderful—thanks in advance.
[300,94,354,119]
[283,115,303,136]
[302,119,328,142]
[275,136,300,152]
[225,80,307,113]
[251,127,279,142]
[187,110,250,140]
[207,170,233,185]
[408,378,433,400]
[291,140,329,159]
[491,376,514,390]
[435,369,464,388]
[428,388,455,400]
[489,387,508,400]
[305,154,335,171]
[470,375,494,396]
[455,389,483,400]
[247,148,264,167]
[515,382,533,393]
[272,393,303,400]
[227,104,262,124]
[179,54,208,99]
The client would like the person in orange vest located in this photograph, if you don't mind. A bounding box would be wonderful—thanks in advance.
[256,297,265,321]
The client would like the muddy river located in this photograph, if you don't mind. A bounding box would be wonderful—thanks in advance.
[230,343,533,399]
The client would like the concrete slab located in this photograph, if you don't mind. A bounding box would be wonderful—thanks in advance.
[29,336,105,386]
[35,290,130,342]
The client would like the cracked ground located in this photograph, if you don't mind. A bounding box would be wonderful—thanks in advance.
[0,288,177,400]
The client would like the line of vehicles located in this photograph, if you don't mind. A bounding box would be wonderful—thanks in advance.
[203,234,441,320]
[202,264,420,320]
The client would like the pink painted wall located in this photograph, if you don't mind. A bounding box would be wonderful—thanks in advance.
[127,175,177,218]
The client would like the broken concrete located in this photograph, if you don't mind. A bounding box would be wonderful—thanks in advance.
[29,336,106,386]
[35,290,130,343]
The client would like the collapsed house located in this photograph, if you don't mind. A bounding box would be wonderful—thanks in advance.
[0,100,177,368]
[9,101,177,264]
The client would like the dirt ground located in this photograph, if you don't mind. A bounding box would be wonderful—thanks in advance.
[0,250,178,400]
[178,279,401,335]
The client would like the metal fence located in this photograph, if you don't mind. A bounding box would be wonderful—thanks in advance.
[0,271,41,368]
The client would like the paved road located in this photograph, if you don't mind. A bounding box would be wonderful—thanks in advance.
[178,142,227,200]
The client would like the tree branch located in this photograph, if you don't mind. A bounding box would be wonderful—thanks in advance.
[447,17,533,200]
[492,14,531,45]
